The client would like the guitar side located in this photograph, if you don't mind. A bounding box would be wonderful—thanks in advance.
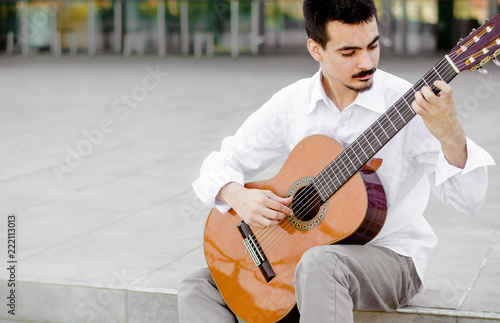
[203,135,387,323]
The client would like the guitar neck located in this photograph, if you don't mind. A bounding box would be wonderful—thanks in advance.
[313,57,459,202]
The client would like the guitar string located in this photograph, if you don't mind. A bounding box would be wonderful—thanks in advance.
[255,57,456,253]
[254,56,461,255]
[256,58,458,255]
[233,24,495,279]
[258,95,428,250]
[245,28,496,263]
[258,42,498,254]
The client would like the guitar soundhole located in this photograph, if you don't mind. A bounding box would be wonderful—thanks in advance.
[291,185,322,222]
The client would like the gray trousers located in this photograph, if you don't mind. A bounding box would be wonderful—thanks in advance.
[177,245,421,323]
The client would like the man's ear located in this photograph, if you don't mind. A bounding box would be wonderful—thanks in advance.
[307,39,323,62]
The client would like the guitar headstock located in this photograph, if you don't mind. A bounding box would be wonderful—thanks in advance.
[448,13,500,74]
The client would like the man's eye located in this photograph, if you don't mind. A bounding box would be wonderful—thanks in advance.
[369,43,379,50]
[342,51,355,57]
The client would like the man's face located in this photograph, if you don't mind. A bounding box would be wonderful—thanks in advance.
[313,18,380,94]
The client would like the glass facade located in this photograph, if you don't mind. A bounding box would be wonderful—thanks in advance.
[0,0,498,57]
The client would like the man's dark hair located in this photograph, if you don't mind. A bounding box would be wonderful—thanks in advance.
[303,0,378,48]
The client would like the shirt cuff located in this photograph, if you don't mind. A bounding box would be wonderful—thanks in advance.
[435,137,495,186]
[214,199,232,214]
[192,170,245,213]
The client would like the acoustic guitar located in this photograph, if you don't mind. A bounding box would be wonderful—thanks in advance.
[203,14,500,323]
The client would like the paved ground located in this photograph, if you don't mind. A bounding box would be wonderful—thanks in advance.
[0,53,499,322]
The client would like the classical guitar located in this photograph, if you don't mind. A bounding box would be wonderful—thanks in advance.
[203,14,500,323]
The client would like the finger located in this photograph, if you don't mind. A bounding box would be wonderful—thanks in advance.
[420,86,435,102]
[412,100,422,116]
[263,191,294,215]
[258,201,290,221]
[242,211,277,229]
[413,91,428,114]
[261,208,287,221]
[434,80,452,97]
[252,215,280,229]
[264,190,292,204]
[247,220,266,230]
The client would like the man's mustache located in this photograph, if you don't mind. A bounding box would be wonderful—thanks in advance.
[353,68,376,78]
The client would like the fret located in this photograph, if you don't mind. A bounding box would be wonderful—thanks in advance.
[332,160,344,183]
[338,154,354,174]
[346,150,358,169]
[377,119,390,140]
[385,119,398,139]
[331,168,343,188]
[316,172,332,201]
[433,66,443,81]
[322,169,337,192]
[315,174,328,195]
[403,93,417,116]
[386,114,398,132]
[362,133,376,153]
[322,183,333,201]
[313,57,460,201]
[353,141,369,161]
[401,96,412,110]
[369,127,383,148]
[346,147,362,167]
[392,106,406,124]
[414,79,426,92]
[426,69,441,94]
[313,179,328,202]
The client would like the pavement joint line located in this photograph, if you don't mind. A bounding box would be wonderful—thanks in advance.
[18,146,189,214]
[0,142,132,185]
[0,113,193,187]
[19,186,193,261]
[74,153,180,192]
[0,278,178,295]
[396,306,500,319]
[456,226,500,309]
[130,244,203,285]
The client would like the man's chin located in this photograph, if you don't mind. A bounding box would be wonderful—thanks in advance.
[346,79,374,93]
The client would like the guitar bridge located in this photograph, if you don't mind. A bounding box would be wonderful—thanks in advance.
[237,221,276,283]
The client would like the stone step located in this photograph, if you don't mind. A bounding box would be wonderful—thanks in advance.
[1,279,499,323]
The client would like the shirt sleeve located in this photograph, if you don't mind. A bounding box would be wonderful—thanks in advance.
[431,137,495,215]
[192,91,291,213]
[410,121,495,216]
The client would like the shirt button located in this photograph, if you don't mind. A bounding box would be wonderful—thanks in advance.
[340,121,347,128]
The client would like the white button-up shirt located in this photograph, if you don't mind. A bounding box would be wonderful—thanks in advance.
[192,68,495,291]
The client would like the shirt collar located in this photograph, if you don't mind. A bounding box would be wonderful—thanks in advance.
[307,68,388,115]
[307,68,328,114]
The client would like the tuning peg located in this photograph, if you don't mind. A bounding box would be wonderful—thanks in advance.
[493,57,500,67]
[478,66,488,74]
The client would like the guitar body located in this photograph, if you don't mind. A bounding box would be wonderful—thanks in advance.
[204,135,387,323]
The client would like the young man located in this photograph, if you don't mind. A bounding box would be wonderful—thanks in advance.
[178,0,494,322]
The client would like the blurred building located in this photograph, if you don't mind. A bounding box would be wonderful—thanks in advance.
[0,0,498,57]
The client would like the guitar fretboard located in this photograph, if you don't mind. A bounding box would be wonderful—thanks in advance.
[313,57,459,202]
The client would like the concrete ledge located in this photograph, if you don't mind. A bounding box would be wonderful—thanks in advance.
[0,280,178,323]
[355,310,500,322]
[396,306,500,320]
[2,279,500,323]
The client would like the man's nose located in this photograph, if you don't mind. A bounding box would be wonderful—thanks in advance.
[357,50,375,70]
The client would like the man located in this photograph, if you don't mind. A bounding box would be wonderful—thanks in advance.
[178,0,495,322]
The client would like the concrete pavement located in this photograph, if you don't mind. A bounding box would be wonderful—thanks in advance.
[0,53,499,322]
